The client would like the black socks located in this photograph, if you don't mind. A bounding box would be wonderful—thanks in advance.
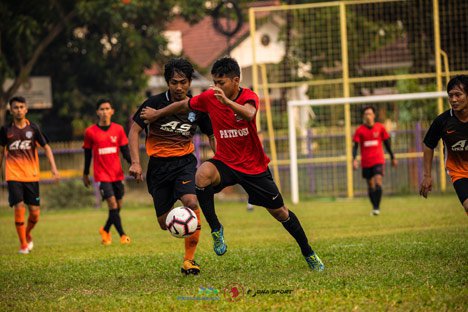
[196,185,221,232]
[104,208,125,236]
[281,210,313,257]
[368,185,383,209]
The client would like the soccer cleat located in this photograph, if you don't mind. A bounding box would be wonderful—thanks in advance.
[26,235,34,251]
[211,225,227,256]
[99,227,112,245]
[18,247,30,255]
[371,209,380,216]
[120,235,131,245]
[181,259,201,275]
[305,253,325,271]
[247,203,254,212]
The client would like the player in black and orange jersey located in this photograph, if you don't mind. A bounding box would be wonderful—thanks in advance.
[128,58,215,275]
[83,99,132,245]
[420,75,468,213]
[0,96,59,254]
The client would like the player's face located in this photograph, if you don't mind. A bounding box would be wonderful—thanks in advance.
[10,101,28,121]
[96,103,114,123]
[213,75,239,99]
[448,85,467,112]
[168,72,191,102]
[363,109,375,125]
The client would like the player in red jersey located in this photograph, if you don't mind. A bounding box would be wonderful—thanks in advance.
[138,57,324,271]
[352,106,397,215]
[83,99,132,245]
[129,58,215,275]
[0,96,59,254]
[420,75,468,213]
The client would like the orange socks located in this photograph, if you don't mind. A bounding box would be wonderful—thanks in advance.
[14,206,27,249]
[26,209,40,242]
[184,208,201,261]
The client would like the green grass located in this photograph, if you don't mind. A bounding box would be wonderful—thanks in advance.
[0,195,466,311]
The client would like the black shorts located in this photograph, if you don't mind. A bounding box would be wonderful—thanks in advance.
[208,159,284,209]
[99,181,125,200]
[453,178,468,205]
[7,181,40,207]
[146,154,197,217]
[362,164,384,180]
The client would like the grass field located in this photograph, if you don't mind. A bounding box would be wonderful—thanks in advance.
[0,194,466,311]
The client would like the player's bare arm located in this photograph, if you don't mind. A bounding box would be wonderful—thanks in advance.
[128,121,144,182]
[210,85,256,121]
[140,98,190,124]
[43,144,60,181]
[420,144,434,198]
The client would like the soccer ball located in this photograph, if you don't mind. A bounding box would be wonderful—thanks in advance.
[165,207,198,238]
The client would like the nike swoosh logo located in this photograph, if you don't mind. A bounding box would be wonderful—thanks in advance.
[182,180,192,185]
[272,193,280,200]
[446,130,456,134]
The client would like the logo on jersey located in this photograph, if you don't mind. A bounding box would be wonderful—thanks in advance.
[160,121,192,136]
[25,131,33,139]
[98,147,117,155]
[219,128,249,139]
[9,140,32,151]
[373,132,379,138]
[234,114,244,122]
[110,136,117,143]
[188,112,196,123]
[451,140,468,151]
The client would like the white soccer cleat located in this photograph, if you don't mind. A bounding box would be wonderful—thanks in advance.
[18,247,30,254]
[27,241,34,251]
[371,209,380,216]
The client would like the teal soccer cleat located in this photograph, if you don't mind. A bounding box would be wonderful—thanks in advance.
[305,253,325,271]
[211,225,227,256]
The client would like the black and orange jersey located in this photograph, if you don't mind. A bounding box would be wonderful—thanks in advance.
[0,120,49,182]
[424,109,468,182]
[133,91,213,158]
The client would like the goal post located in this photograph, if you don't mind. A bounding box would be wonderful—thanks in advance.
[288,91,448,204]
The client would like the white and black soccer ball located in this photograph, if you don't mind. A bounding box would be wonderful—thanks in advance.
[165,207,198,238]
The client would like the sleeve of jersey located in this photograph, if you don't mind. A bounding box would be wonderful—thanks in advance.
[381,126,390,140]
[198,112,214,136]
[0,127,6,146]
[243,92,259,110]
[119,126,129,146]
[32,124,50,147]
[132,101,148,129]
[423,117,443,149]
[188,93,207,112]
[352,128,361,143]
[83,129,92,149]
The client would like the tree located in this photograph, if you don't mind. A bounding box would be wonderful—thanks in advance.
[0,0,206,138]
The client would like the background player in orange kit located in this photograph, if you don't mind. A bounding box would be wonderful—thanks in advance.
[420,75,468,213]
[129,58,215,275]
[83,99,132,245]
[0,96,60,254]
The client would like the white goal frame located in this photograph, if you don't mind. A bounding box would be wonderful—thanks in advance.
[287,91,448,204]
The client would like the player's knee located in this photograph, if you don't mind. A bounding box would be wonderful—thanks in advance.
[269,206,289,221]
[195,170,212,187]
[29,209,40,223]
[185,200,198,210]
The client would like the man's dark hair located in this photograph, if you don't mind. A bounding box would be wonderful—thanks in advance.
[9,96,26,106]
[361,106,376,116]
[447,75,468,94]
[211,56,241,78]
[96,98,112,110]
[164,58,194,83]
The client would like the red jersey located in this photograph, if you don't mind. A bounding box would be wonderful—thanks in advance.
[189,88,270,174]
[83,123,128,182]
[353,122,390,168]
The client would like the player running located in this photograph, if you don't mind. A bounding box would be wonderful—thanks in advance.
[128,58,215,275]
[139,57,324,271]
[420,75,468,213]
[352,106,397,215]
[83,99,132,245]
[0,96,59,254]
